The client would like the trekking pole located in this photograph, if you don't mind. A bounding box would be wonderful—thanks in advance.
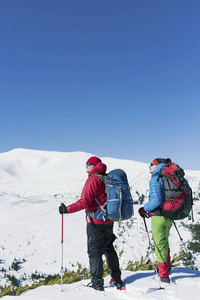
[143,217,164,290]
[60,213,64,292]
[173,221,197,273]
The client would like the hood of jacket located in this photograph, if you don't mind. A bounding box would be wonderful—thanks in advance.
[152,163,166,177]
[88,162,107,177]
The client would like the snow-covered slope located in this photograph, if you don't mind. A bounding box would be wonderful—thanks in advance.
[0,148,150,198]
[0,148,200,298]
[2,269,200,300]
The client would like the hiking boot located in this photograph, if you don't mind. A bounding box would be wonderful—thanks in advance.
[112,278,126,289]
[87,279,104,291]
[160,276,170,283]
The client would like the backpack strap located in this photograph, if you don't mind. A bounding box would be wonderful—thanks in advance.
[93,198,107,217]
[86,201,108,221]
[90,173,106,183]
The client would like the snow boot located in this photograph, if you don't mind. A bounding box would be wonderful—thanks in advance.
[110,277,126,289]
[160,276,170,283]
[87,278,104,291]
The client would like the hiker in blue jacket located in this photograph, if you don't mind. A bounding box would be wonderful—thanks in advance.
[138,158,172,283]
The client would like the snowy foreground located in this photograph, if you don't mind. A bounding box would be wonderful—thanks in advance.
[2,268,200,300]
[1,149,200,299]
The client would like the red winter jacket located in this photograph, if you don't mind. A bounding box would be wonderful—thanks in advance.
[67,163,113,224]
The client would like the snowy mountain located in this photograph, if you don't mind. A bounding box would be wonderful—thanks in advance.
[0,148,200,299]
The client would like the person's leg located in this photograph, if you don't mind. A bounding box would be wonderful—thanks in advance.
[103,224,121,280]
[103,224,124,288]
[87,223,104,290]
[166,219,173,273]
[151,216,172,279]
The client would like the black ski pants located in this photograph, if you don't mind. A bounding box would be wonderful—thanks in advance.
[87,222,121,281]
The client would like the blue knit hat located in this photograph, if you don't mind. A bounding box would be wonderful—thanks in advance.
[152,158,171,166]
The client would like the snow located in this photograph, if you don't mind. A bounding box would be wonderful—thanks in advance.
[2,269,200,300]
[1,148,200,299]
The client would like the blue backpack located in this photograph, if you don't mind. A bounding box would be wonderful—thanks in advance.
[88,169,133,223]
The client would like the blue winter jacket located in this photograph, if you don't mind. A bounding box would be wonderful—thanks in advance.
[144,163,165,214]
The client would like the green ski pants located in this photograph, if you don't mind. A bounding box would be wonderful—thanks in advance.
[151,216,173,263]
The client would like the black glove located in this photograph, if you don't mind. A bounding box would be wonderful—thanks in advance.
[59,203,68,214]
[138,207,149,218]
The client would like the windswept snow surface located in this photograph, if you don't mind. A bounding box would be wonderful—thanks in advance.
[0,149,200,299]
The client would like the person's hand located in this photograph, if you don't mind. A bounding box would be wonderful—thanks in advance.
[59,203,68,214]
[138,207,149,218]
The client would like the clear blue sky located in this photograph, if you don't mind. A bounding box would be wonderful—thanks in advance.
[1,0,200,170]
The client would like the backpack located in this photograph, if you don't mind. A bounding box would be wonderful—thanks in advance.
[156,162,193,220]
[88,169,133,223]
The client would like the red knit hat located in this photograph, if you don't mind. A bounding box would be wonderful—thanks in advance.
[86,156,102,166]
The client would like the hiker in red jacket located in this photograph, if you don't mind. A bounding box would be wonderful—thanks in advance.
[59,156,124,291]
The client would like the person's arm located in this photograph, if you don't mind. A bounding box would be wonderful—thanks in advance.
[144,177,163,212]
